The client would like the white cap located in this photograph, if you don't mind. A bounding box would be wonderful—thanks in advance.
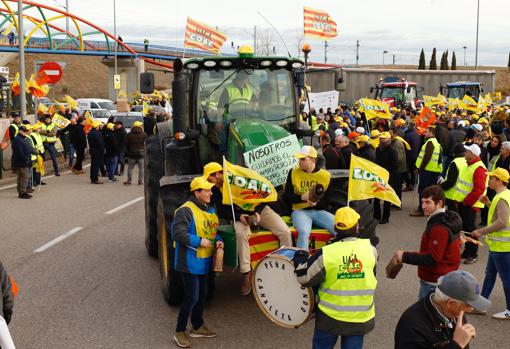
[334,128,344,137]
[458,120,466,127]
[464,144,481,157]
[471,124,483,132]
[355,126,365,134]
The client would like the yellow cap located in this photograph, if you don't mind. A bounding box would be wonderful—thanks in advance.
[106,122,115,130]
[32,122,42,131]
[334,207,360,230]
[358,135,369,142]
[203,162,223,178]
[91,119,101,128]
[489,168,510,183]
[190,176,214,191]
[370,130,380,138]
[472,114,480,120]
[380,131,391,139]
[395,119,405,127]
[294,145,318,159]
[479,117,489,124]
[132,121,143,128]
[24,124,33,131]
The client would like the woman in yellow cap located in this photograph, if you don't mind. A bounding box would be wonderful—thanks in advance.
[294,206,378,349]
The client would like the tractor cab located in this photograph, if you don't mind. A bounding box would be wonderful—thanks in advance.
[442,81,482,101]
[372,77,419,109]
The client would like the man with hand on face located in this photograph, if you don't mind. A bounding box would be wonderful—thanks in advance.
[284,146,336,249]
[171,176,223,348]
[204,162,291,296]
[395,270,490,349]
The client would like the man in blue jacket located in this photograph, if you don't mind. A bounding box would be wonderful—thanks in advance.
[171,176,223,348]
[11,125,32,199]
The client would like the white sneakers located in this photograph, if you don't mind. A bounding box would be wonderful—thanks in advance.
[492,309,510,320]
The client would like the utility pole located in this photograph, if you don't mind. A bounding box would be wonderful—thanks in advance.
[18,0,26,119]
[113,0,118,99]
[324,40,328,64]
[253,25,257,55]
[475,0,480,69]
[392,54,396,65]
[356,40,360,65]
[463,46,467,67]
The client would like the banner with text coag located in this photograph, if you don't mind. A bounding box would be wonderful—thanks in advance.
[184,17,227,53]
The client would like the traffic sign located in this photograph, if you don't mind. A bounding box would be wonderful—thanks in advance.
[114,74,121,90]
[39,61,63,85]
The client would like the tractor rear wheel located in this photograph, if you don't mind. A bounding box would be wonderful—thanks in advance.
[144,135,162,258]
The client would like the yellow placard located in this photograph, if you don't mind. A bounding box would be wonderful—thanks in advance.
[358,98,391,120]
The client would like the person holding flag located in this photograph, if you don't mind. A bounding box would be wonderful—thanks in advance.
[204,161,292,296]
[284,146,336,249]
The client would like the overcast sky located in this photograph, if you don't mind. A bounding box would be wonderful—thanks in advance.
[33,0,510,66]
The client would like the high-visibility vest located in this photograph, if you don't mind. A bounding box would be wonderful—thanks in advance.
[226,84,252,106]
[489,155,499,172]
[290,166,331,210]
[30,133,45,154]
[452,160,488,208]
[41,123,58,143]
[486,189,510,252]
[311,116,319,131]
[26,136,37,163]
[444,157,468,200]
[175,201,219,258]
[318,238,377,323]
[9,123,19,137]
[415,137,443,173]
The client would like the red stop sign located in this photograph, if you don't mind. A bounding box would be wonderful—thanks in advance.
[39,61,63,85]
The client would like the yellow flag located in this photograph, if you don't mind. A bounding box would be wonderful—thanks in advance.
[36,155,45,177]
[52,113,71,129]
[459,95,478,112]
[65,95,78,110]
[118,90,127,98]
[348,154,401,207]
[37,103,49,115]
[423,95,446,108]
[142,101,150,116]
[359,98,391,120]
[222,158,277,211]
[447,98,460,109]
[494,92,502,101]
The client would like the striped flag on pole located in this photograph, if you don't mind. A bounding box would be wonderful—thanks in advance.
[303,7,338,40]
[184,17,227,53]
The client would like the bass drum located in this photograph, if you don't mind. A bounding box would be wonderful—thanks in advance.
[252,247,314,329]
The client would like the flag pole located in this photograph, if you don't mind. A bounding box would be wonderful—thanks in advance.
[223,156,239,271]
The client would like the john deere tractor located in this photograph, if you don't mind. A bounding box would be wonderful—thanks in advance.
[143,48,378,305]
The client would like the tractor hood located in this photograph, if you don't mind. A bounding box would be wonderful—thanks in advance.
[230,119,291,152]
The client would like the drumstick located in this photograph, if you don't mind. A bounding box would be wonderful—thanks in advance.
[460,232,484,246]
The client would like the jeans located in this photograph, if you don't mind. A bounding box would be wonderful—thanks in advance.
[33,167,41,186]
[106,156,118,180]
[418,170,439,212]
[116,152,125,175]
[176,273,207,332]
[481,251,510,310]
[44,142,59,175]
[418,280,437,300]
[312,329,364,349]
[292,209,336,249]
[127,158,144,183]
[69,143,75,166]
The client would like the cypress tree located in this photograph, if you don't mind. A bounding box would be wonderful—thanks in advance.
[445,50,449,70]
[508,52,510,68]
[440,52,446,70]
[451,51,457,70]
[418,49,426,69]
[430,48,437,70]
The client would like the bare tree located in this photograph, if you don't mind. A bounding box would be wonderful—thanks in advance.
[256,29,275,56]
[295,36,305,58]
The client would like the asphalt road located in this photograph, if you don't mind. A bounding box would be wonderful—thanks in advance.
[0,170,508,349]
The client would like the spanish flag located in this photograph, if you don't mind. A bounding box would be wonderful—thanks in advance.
[222,158,277,211]
[359,98,391,120]
[348,154,401,207]
[459,95,478,112]
[304,7,338,40]
[184,17,227,53]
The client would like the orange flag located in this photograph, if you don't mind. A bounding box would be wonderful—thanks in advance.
[415,107,436,135]
[184,17,227,53]
[304,7,338,40]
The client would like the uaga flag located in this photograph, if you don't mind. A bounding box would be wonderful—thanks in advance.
[359,98,391,120]
[348,155,401,207]
[185,17,227,53]
[222,159,277,211]
[304,7,337,40]
[459,95,478,112]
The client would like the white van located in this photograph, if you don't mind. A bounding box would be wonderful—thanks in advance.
[77,98,116,114]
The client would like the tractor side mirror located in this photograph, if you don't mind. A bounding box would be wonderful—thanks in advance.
[140,72,154,94]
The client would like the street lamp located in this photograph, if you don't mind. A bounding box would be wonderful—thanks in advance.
[463,46,467,67]
[382,50,388,66]
[302,43,311,69]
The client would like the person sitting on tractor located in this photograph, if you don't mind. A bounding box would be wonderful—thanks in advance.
[284,146,336,249]
[203,162,292,296]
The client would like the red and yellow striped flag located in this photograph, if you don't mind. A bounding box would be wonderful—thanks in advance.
[184,17,227,53]
[303,7,338,40]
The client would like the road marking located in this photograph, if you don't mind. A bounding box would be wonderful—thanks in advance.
[0,184,16,191]
[105,196,144,215]
[34,227,83,253]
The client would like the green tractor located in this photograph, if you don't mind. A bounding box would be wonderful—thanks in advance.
[143,49,378,305]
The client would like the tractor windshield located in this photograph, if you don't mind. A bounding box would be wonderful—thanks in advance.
[447,85,480,99]
[380,86,416,104]
[196,68,296,126]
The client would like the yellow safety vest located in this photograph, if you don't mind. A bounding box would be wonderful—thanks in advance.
[486,189,510,252]
[311,116,319,132]
[26,136,37,163]
[226,84,252,105]
[489,155,499,172]
[444,157,467,201]
[176,201,219,258]
[318,238,377,323]
[30,133,45,153]
[291,166,331,210]
[415,137,443,173]
[9,123,19,138]
[41,123,58,143]
[452,160,488,208]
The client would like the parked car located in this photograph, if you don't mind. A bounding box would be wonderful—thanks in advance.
[130,104,166,115]
[109,111,143,132]
[77,98,116,115]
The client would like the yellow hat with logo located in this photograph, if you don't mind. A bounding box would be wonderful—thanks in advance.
[106,122,115,130]
[358,135,370,143]
[132,120,143,128]
[91,119,102,128]
[380,131,391,139]
[489,168,510,183]
[294,145,318,159]
[190,176,214,191]
[370,130,380,138]
[203,162,223,178]
[478,117,489,125]
[32,122,43,131]
[334,207,360,230]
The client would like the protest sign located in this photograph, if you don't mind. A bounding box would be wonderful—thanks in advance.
[303,90,339,113]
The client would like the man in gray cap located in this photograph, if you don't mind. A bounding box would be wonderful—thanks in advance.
[395,270,491,349]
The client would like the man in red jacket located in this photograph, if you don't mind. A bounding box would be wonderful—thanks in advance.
[394,185,462,300]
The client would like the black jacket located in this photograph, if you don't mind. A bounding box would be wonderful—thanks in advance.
[445,129,466,158]
[404,128,422,160]
[322,144,346,169]
[395,292,468,349]
[358,144,375,162]
[126,127,146,159]
[68,124,87,149]
[104,130,120,157]
[11,134,31,168]
[87,129,105,158]
[1,260,14,324]
[114,127,128,153]
[375,144,397,173]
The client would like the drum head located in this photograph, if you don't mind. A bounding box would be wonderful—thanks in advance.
[252,252,313,328]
